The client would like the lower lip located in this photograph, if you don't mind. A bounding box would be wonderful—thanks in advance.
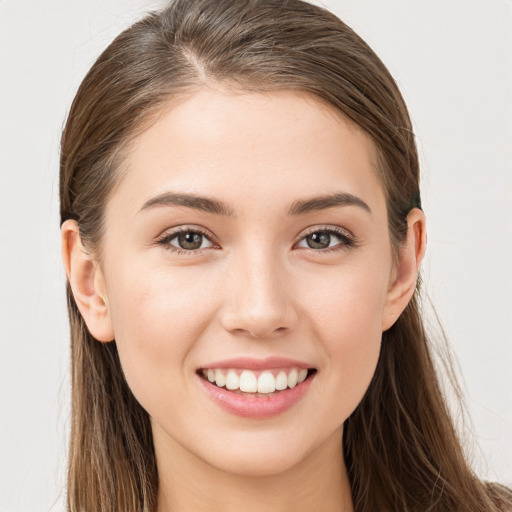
[197,373,315,419]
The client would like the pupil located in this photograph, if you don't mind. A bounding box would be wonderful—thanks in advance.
[307,232,330,249]
[179,232,202,250]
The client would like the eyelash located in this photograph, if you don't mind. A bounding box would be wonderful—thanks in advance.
[156,227,215,256]
[156,226,356,256]
[298,226,356,253]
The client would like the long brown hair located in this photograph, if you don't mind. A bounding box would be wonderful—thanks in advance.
[60,0,512,510]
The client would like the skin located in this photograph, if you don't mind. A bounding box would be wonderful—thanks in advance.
[62,88,426,512]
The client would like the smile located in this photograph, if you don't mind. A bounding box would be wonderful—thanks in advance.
[200,367,311,394]
[197,360,317,419]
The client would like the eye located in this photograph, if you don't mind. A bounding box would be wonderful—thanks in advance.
[157,228,215,253]
[296,227,355,252]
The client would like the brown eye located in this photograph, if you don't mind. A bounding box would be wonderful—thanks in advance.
[305,232,331,249]
[158,229,214,252]
[296,228,354,252]
[176,231,204,250]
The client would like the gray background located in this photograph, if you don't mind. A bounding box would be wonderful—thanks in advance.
[1,0,511,510]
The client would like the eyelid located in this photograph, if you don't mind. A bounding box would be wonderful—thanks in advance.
[298,224,354,240]
[155,224,356,255]
[156,225,218,254]
[293,225,356,252]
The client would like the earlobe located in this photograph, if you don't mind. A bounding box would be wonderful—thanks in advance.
[382,208,427,331]
[61,220,115,342]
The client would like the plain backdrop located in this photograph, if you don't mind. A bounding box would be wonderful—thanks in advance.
[0,0,511,510]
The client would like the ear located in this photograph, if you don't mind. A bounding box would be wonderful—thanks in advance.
[382,208,427,331]
[61,219,115,342]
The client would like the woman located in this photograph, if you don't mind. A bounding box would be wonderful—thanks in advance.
[59,0,512,510]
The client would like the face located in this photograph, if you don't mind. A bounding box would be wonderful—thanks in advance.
[96,89,398,476]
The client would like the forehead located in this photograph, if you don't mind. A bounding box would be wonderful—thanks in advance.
[109,88,385,218]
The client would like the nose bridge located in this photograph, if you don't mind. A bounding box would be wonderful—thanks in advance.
[221,243,297,337]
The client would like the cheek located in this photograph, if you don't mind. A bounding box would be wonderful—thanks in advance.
[302,263,388,413]
[304,259,389,340]
[104,262,217,407]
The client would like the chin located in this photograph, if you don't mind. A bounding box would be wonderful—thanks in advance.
[194,425,335,478]
[208,446,309,478]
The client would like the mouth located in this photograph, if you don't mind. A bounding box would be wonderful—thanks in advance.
[197,367,317,396]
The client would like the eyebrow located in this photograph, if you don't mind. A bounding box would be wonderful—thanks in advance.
[139,191,371,216]
[286,192,371,216]
[140,192,235,216]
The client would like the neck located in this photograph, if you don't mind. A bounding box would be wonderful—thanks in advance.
[155,426,354,512]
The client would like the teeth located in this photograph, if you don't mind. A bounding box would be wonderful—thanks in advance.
[215,369,226,388]
[288,368,298,388]
[202,367,311,394]
[240,370,258,392]
[275,371,288,390]
[225,370,239,390]
[258,371,276,393]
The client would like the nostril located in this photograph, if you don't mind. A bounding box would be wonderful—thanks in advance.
[247,325,289,338]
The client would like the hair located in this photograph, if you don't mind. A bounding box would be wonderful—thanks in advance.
[59,1,512,511]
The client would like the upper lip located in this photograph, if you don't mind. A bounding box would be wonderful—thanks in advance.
[199,356,314,370]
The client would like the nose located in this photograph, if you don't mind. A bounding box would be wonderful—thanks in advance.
[219,249,299,338]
